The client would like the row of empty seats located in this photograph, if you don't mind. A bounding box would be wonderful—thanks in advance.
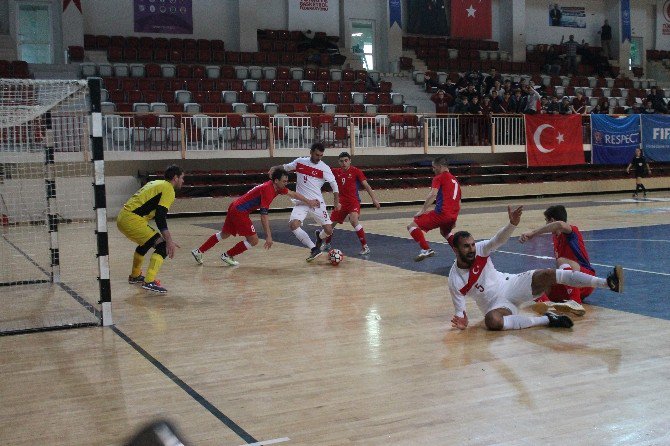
[403,36,499,51]
[84,35,224,51]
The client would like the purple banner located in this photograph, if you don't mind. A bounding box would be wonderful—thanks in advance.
[134,0,193,34]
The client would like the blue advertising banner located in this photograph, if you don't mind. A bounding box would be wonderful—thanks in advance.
[390,0,402,28]
[621,0,631,42]
[641,114,670,161]
[591,114,641,164]
[134,0,193,34]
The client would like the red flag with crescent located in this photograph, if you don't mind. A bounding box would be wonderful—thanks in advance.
[525,114,584,166]
[63,0,82,13]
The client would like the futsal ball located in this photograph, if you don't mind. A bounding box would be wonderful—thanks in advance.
[328,248,344,266]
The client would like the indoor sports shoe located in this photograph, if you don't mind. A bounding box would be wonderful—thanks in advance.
[414,249,435,262]
[128,273,145,284]
[545,312,574,328]
[142,280,167,293]
[321,243,332,252]
[306,247,322,262]
[552,300,586,317]
[359,244,370,255]
[606,265,624,293]
[191,248,203,265]
[314,229,324,251]
[221,253,239,266]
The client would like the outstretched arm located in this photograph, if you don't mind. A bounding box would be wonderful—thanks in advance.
[361,180,381,209]
[520,220,571,243]
[481,205,522,256]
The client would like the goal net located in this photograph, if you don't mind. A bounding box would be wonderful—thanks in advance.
[0,79,109,335]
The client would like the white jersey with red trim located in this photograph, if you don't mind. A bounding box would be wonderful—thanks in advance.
[447,223,518,316]
[284,157,338,201]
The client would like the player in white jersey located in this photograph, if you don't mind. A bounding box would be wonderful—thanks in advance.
[269,142,340,262]
[448,205,624,331]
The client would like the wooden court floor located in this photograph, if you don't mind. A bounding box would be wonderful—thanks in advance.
[2,193,670,445]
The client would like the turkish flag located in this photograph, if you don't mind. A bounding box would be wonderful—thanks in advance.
[451,0,492,39]
[525,114,585,166]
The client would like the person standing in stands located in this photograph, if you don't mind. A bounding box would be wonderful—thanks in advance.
[627,147,652,198]
[599,20,612,59]
[116,165,184,293]
[407,156,461,262]
[561,35,581,75]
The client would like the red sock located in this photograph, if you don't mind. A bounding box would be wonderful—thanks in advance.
[325,234,333,244]
[356,227,367,246]
[226,240,248,257]
[410,227,430,250]
[199,233,220,253]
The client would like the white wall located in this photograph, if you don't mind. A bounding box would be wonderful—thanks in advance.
[0,0,9,34]
[525,0,607,46]
[256,0,289,30]
[82,0,239,50]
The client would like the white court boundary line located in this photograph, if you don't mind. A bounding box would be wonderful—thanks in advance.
[584,238,670,243]
[239,437,290,446]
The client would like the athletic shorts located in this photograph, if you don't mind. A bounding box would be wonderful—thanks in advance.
[481,270,541,315]
[413,210,456,234]
[116,209,158,246]
[290,200,332,226]
[330,202,360,224]
[546,266,595,303]
[223,208,256,237]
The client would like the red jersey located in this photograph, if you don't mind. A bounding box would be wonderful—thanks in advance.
[332,166,367,205]
[432,171,461,219]
[552,225,594,273]
[231,181,288,214]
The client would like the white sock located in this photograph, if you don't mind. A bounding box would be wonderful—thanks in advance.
[354,224,363,231]
[215,231,223,241]
[503,315,550,330]
[243,240,252,249]
[556,269,607,289]
[292,227,316,248]
[317,229,327,240]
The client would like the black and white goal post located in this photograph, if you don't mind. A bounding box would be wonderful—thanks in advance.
[0,78,111,335]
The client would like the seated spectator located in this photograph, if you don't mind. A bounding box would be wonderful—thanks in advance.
[539,96,550,114]
[647,87,667,113]
[558,96,573,114]
[489,79,504,97]
[424,73,441,92]
[571,91,588,114]
[590,97,610,114]
[481,96,493,116]
[453,95,470,114]
[499,91,512,113]
[469,95,482,115]
[430,89,453,114]
[546,95,561,114]
[484,68,502,93]
[490,89,502,107]
[459,83,479,102]
[509,89,527,113]
[640,99,656,114]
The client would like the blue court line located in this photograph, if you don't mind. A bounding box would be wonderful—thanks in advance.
[200,221,670,321]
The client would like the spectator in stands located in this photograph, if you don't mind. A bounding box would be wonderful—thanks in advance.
[430,89,453,114]
[539,96,550,114]
[484,68,502,94]
[560,35,582,75]
[489,79,504,97]
[480,96,493,145]
[543,46,563,75]
[470,95,483,113]
[424,73,441,93]
[489,89,503,109]
[594,50,614,77]
[550,4,562,26]
[571,90,588,114]
[599,20,613,60]
[481,96,493,117]
[558,96,573,114]
[509,89,527,113]
[640,99,656,114]
[502,79,513,95]
[523,84,542,114]
[646,87,667,113]
[499,91,512,114]
[453,95,470,114]
[546,96,561,114]
[365,73,380,92]
[591,97,610,114]
[459,83,479,102]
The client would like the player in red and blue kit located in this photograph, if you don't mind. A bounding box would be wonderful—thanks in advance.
[191,168,318,266]
[322,152,380,255]
[407,156,461,261]
[519,205,596,315]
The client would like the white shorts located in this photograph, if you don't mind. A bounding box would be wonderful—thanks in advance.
[482,270,540,315]
[289,200,332,226]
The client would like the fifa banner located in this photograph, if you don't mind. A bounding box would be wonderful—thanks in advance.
[641,114,670,162]
[525,114,584,167]
[591,114,640,165]
[134,0,193,34]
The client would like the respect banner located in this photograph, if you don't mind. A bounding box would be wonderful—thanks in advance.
[591,114,640,164]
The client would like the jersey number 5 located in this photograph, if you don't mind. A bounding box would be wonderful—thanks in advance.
[474,284,484,293]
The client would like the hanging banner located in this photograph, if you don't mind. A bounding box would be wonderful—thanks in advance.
[134,0,193,34]
[525,115,584,167]
[640,114,670,162]
[591,114,641,164]
[451,0,492,38]
[621,0,631,42]
[548,4,586,28]
[389,0,402,28]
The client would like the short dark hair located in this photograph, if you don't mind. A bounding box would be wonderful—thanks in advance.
[310,142,325,153]
[339,151,351,159]
[164,165,183,181]
[544,205,568,222]
[271,167,289,181]
[452,231,472,248]
[432,156,450,168]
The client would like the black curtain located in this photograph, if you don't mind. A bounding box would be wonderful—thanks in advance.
[407,0,449,36]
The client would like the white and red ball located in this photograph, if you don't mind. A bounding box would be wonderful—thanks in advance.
[328,248,344,266]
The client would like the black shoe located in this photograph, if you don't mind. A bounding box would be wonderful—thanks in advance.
[306,247,323,262]
[545,312,573,328]
[314,229,323,251]
[606,265,624,293]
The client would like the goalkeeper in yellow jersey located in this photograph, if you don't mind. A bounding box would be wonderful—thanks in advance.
[116,165,184,293]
